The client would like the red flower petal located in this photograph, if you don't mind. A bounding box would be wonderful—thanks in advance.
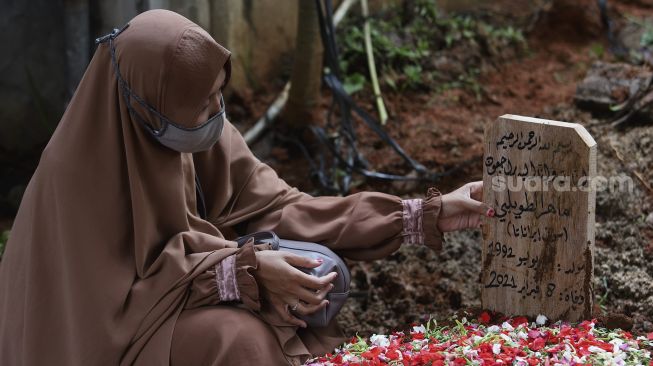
[511,316,529,326]
[530,337,546,351]
[479,311,491,324]
[453,357,467,365]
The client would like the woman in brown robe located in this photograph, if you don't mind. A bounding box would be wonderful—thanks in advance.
[0,10,492,366]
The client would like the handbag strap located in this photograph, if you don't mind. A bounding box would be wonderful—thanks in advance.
[234,231,280,250]
[194,174,207,220]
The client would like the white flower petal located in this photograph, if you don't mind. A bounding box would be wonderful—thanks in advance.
[369,334,390,347]
[412,325,426,334]
[501,322,514,331]
[588,345,605,353]
[487,325,501,333]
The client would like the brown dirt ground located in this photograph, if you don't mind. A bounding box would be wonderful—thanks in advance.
[234,0,653,337]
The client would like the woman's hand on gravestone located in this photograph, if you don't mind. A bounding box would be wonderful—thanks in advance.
[437,181,494,232]
[253,250,337,328]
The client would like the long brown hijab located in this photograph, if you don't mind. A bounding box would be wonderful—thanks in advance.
[0,9,295,365]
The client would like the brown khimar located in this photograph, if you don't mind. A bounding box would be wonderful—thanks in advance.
[0,9,443,366]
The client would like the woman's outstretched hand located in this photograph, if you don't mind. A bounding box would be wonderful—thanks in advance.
[252,251,337,328]
[437,181,494,232]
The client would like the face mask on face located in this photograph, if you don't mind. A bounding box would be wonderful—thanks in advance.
[96,24,226,153]
[150,97,226,153]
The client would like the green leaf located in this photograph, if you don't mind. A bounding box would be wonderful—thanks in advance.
[343,73,366,94]
[403,64,422,87]
[445,34,454,47]
[589,43,605,58]
[384,74,397,90]
[642,29,653,47]
[609,100,629,112]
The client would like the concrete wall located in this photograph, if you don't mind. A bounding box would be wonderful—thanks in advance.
[0,0,300,212]
[211,0,298,91]
[0,0,299,151]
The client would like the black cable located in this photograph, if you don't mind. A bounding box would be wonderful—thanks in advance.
[310,126,475,182]
[309,0,475,194]
[598,0,628,58]
[273,132,338,194]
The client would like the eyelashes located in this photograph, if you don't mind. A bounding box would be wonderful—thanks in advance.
[202,90,223,111]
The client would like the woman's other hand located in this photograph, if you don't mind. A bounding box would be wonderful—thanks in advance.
[252,251,337,328]
[437,181,494,232]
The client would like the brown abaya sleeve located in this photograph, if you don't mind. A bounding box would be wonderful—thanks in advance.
[185,242,261,311]
[244,164,444,260]
[199,122,444,262]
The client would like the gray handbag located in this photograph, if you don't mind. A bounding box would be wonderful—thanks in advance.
[235,231,350,328]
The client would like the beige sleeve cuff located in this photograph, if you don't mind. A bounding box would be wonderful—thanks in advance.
[401,187,444,251]
[422,187,445,252]
[184,242,261,310]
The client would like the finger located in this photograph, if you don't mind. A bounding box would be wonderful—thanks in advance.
[274,300,306,328]
[296,283,334,305]
[284,253,323,269]
[296,271,338,290]
[293,299,329,316]
[467,181,484,200]
[467,213,482,229]
[461,196,493,217]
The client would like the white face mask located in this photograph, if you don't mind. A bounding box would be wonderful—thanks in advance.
[97,25,226,153]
